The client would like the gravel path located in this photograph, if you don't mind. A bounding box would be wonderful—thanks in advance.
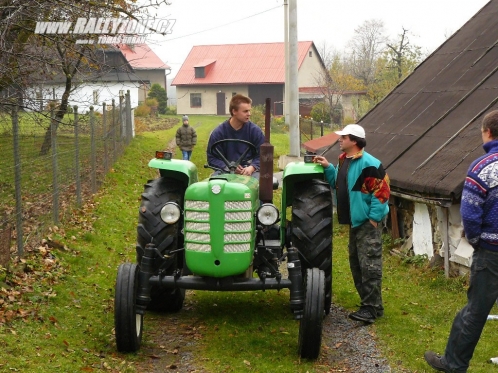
[133,301,394,373]
[320,304,393,373]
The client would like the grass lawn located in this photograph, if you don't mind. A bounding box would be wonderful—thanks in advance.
[1,114,498,372]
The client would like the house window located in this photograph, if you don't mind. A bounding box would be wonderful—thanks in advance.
[93,90,99,105]
[195,67,205,78]
[309,51,312,57]
[190,93,202,108]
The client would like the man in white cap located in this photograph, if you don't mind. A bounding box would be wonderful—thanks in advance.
[313,124,390,324]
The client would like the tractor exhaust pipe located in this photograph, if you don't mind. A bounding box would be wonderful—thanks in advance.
[259,98,274,204]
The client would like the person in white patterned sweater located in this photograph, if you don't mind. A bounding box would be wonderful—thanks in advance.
[425,110,498,373]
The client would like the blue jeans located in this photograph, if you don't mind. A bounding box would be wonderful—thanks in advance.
[443,248,498,372]
[182,150,192,160]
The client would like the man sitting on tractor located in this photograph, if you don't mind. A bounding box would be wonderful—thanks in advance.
[207,94,265,178]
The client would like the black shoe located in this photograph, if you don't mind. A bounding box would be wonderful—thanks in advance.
[424,351,451,372]
[348,308,376,324]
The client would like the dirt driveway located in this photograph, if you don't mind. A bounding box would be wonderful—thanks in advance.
[133,299,394,373]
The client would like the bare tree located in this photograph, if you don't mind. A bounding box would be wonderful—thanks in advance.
[0,0,171,154]
[313,46,365,124]
[386,27,422,82]
[347,19,388,86]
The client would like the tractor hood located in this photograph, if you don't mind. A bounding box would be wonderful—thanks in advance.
[183,175,259,277]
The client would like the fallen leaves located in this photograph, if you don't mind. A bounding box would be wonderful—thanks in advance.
[0,239,66,326]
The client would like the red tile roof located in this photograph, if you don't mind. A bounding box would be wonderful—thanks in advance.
[172,41,316,86]
[303,133,339,153]
[118,44,169,70]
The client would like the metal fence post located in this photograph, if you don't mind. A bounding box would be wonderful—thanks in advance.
[51,109,59,224]
[12,100,23,256]
[90,106,96,194]
[102,102,108,173]
[74,106,82,207]
[112,98,116,164]
[125,90,132,144]
[119,94,124,142]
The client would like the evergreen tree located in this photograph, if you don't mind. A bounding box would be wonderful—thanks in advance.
[148,83,168,114]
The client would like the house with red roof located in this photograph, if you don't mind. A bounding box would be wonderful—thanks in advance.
[171,41,331,116]
[118,44,171,103]
[26,43,169,113]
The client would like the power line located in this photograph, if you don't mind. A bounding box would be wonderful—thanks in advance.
[162,4,281,42]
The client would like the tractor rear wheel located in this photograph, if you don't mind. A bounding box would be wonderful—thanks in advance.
[291,179,333,314]
[298,268,325,359]
[115,263,143,352]
[136,177,185,312]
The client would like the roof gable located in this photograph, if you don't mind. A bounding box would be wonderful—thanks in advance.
[323,0,497,199]
[118,44,169,70]
[171,41,320,85]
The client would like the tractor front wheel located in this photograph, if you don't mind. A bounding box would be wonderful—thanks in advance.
[136,177,185,312]
[291,179,333,314]
[115,263,143,352]
[298,268,325,360]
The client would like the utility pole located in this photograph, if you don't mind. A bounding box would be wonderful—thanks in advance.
[284,0,289,124]
[288,0,300,157]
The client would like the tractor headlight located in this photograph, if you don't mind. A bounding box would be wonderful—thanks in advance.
[257,204,279,226]
[160,202,181,224]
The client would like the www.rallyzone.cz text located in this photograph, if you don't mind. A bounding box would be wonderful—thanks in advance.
[34,18,175,35]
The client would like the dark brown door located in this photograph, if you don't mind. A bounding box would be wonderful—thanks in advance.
[216,92,225,115]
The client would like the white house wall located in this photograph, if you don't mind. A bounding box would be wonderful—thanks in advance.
[437,204,474,270]
[26,82,140,113]
[176,85,248,115]
[412,203,434,259]
[298,45,325,87]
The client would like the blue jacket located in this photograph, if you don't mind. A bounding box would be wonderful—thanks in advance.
[461,139,498,251]
[323,149,390,228]
[207,119,265,171]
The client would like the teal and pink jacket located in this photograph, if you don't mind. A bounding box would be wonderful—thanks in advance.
[323,149,390,228]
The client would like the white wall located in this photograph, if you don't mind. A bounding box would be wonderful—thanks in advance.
[26,82,140,113]
[176,85,249,115]
[298,45,326,87]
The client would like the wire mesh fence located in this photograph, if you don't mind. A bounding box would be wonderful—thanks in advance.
[0,92,133,259]
[299,117,342,154]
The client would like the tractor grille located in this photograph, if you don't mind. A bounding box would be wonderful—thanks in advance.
[184,200,253,253]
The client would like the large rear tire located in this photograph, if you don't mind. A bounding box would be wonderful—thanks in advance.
[298,268,325,359]
[136,177,185,312]
[291,179,333,314]
[115,263,143,352]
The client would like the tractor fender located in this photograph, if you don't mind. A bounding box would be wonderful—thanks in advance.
[148,158,198,189]
[281,161,325,208]
[280,161,326,244]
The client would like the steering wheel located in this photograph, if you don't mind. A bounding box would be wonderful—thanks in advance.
[208,139,258,174]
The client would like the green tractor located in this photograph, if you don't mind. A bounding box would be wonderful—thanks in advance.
[114,104,333,359]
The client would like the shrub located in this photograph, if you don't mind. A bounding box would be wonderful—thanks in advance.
[331,103,343,125]
[166,106,177,115]
[310,102,331,124]
[134,104,151,117]
[147,83,167,114]
[251,104,265,128]
[343,116,356,125]
[145,98,158,107]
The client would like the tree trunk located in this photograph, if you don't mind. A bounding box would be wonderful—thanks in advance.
[39,74,72,156]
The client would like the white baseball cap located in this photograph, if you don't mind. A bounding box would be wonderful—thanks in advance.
[335,124,366,139]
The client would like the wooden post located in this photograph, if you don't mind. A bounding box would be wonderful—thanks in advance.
[389,196,400,239]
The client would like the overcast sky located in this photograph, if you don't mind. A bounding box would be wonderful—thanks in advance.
[144,0,490,79]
